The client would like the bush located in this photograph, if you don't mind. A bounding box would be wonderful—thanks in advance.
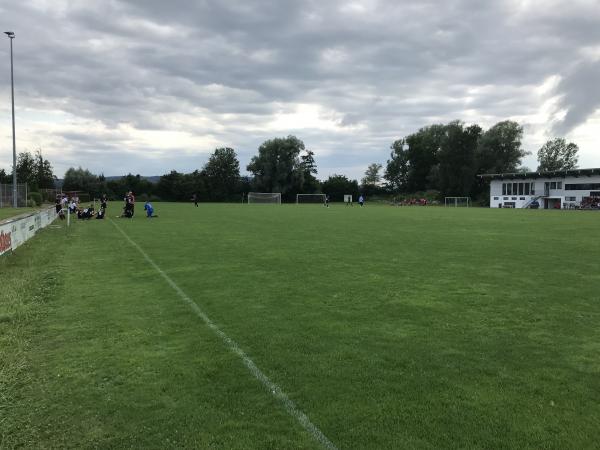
[26,199,36,207]
[149,195,162,202]
[28,192,42,206]
[136,193,149,202]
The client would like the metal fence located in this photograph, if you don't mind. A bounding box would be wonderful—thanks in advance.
[39,188,60,203]
[0,183,28,207]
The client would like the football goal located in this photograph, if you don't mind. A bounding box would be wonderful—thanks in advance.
[248,192,281,204]
[445,197,471,207]
[296,194,326,204]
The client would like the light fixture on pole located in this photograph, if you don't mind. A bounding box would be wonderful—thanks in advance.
[4,31,16,208]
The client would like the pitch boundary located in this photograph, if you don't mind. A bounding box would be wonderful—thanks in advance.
[109,219,337,450]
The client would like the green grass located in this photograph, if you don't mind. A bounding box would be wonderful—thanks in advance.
[0,207,37,221]
[2,203,600,449]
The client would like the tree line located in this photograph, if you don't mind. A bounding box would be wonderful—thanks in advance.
[380,120,579,203]
[1,125,579,205]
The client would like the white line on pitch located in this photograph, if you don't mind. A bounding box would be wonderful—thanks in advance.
[110,219,338,450]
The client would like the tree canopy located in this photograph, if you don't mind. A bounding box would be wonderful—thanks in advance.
[202,147,241,201]
[322,174,359,201]
[246,135,312,200]
[537,138,579,171]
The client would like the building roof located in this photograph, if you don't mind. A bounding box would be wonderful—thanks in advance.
[479,168,600,180]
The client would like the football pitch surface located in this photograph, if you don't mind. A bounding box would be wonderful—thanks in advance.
[2,203,599,448]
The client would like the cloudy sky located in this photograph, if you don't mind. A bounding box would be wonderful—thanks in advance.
[1,0,599,180]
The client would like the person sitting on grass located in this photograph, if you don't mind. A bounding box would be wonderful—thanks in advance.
[144,201,158,218]
[82,205,95,219]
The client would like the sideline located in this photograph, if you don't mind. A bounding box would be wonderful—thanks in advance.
[109,218,338,450]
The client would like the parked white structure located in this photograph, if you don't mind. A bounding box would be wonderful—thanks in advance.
[481,168,600,209]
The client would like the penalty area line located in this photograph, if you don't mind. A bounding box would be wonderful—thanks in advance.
[109,219,338,450]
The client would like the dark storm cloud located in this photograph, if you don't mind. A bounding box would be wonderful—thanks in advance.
[1,0,599,177]
[552,60,600,135]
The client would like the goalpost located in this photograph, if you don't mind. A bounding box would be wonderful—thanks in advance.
[296,194,326,204]
[248,192,281,204]
[445,197,471,207]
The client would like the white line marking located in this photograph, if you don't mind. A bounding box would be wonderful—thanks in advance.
[110,219,338,450]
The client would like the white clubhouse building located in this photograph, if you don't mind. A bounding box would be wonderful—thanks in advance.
[481,168,600,209]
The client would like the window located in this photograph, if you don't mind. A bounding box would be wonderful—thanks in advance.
[503,197,508,200]
[550,182,556,189]
[564,183,600,190]
[518,183,524,195]
[502,183,507,195]
[520,197,525,200]
[507,184,512,195]
[557,182,562,189]
[525,183,530,195]
[531,183,535,195]
[513,183,518,194]
[512,197,517,200]
[493,197,499,200]
[565,196,576,201]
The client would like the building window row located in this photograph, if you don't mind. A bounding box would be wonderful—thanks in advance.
[502,182,535,196]
[564,183,600,191]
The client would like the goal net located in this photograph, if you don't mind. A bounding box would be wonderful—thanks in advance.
[296,194,326,204]
[445,197,471,207]
[248,192,281,204]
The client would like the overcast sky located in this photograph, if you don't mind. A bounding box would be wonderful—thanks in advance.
[1,0,599,180]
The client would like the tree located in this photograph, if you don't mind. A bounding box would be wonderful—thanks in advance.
[476,121,527,174]
[384,139,410,192]
[405,124,446,192]
[470,121,528,202]
[16,152,36,188]
[435,121,482,197]
[298,150,320,193]
[362,163,383,186]
[537,138,579,171]
[0,168,11,184]
[156,170,194,202]
[246,135,306,200]
[202,147,241,201]
[63,167,101,195]
[14,150,55,191]
[321,174,359,201]
[33,149,56,189]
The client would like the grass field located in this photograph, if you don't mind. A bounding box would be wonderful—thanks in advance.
[0,207,36,221]
[2,203,600,449]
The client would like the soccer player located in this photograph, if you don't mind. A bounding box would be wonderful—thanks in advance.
[192,192,199,207]
[144,201,158,218]
[55,196,65,220]
[128,191,135,217]
[358,195,364,207]
[324,194,330,207]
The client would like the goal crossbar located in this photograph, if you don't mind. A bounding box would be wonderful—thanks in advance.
[445,197,471,207]
[248,192,281,204]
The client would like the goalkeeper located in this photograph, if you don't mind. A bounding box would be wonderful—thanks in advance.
[144,201,158,218]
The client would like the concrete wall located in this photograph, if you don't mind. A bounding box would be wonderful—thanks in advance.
[0,207,58,256]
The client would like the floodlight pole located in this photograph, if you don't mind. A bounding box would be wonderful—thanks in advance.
[5,31,17,208]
